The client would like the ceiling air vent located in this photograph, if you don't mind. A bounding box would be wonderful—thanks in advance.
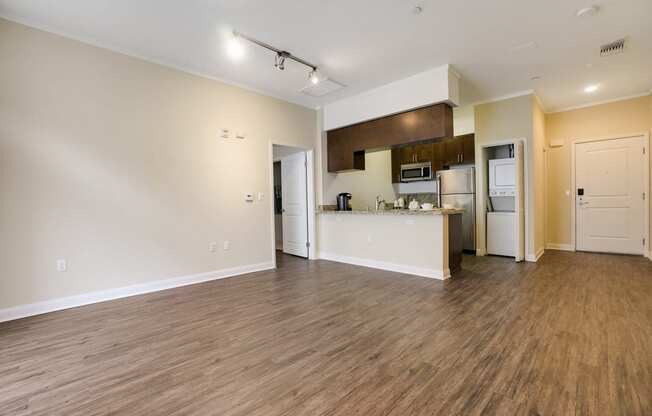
[600,38,626,57]
[301,78,345,97]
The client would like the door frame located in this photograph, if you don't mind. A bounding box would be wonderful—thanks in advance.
[476,138,529,262]
[268,142,316,267]
[570,132,649,256]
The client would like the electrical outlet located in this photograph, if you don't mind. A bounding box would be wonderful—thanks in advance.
[56,259,67,272]
[223,241,230,251]
[208,242,217,252]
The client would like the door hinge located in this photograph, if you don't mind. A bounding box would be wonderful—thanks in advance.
[644,238,646,246]
[644,192,646,201]
[306,242,310,248]
[643,147,646,155]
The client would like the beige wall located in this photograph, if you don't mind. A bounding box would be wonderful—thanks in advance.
[0,19,317,309]
[474,94,541,259]
[545,95,652,248]
[322,149,397,210]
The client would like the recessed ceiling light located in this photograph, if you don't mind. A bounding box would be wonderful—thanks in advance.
[584,84,599,93]
[577,6,599,18]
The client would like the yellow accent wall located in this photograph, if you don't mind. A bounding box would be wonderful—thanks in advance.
[545,95,651,248]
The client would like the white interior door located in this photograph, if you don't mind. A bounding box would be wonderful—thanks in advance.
[514,142,525,262]
[576,136,646,254]
[281,152,308,258]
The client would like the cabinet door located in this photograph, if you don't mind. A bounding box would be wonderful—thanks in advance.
[391,148,401,183]
[460,134,475,164]
[400,146,416,165]
[415,143,433,164]
[444,137,462,165]
[431,141,445,172]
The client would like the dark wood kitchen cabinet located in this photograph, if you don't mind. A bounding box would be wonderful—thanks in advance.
[391,134,475,183]
[326,103,453,172]
[444,134,475,166]
[391,142,438,183]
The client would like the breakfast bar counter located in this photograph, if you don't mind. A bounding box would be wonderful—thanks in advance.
[317,208,463,279]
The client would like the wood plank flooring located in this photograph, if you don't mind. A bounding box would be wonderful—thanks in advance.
[1,251,651,415]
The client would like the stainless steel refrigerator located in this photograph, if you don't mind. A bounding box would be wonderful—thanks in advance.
[436,167,476,252]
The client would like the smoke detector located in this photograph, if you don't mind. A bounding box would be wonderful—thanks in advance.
[600,38,626,57]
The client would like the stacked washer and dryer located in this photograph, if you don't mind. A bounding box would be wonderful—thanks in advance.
[487,158,516,257]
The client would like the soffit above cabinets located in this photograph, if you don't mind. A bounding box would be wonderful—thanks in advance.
[323,65,459,131]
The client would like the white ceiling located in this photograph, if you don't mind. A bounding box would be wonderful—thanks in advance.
[1,0,650,112]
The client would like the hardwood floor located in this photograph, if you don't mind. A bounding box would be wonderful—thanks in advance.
[1,251,651,415]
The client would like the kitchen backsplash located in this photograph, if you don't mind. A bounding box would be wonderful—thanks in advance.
[398,193,438,205]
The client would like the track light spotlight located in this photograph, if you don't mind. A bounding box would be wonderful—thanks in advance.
[274,52,288,71]
[309,69,320,84]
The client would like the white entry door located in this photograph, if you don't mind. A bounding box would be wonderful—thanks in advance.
[281,152,308,258]
[576,136,647,254]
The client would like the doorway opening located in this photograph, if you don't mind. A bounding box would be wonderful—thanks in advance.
[477,139,527,262]
[571,133,649,256]
[271,144,314,263]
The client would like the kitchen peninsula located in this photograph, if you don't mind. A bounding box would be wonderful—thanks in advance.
[317,208,463,279]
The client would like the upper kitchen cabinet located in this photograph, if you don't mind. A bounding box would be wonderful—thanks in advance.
[391,142,437,183]
[390,134,474,183]
[326,103,453,172]
[444,134,475,166]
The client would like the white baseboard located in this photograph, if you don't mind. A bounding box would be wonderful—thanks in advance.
[525,247,545,262]
[546,243,575,251]
[319,252,449,280]
[0,261,274,323]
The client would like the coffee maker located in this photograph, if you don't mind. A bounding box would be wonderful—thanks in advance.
[336,193,352,211]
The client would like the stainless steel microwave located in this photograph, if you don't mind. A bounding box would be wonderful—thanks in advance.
[400,162,432,182]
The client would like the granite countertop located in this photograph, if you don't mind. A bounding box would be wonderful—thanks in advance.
[319,208,464,216]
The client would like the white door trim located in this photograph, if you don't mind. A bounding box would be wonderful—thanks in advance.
[570,132,649,255]
[268,142,316,268]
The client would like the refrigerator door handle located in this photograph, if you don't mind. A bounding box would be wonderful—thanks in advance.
[436,174,442,207]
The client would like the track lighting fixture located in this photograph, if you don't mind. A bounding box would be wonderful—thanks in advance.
[309,69,320,84]
[274,52,288,71]
[232,30,323,84]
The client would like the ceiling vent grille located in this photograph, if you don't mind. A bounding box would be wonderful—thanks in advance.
[600,38,626,57]
[301,78,345,97]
